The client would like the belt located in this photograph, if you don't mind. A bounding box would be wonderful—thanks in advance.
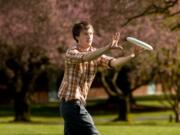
[61,98,82,105]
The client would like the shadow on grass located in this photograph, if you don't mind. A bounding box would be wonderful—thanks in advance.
[1,119,180,128]
[0,103,60,117]
[2,118,177,129]
[86,99,171,116]
[0,120,63,125]
[0,99,173,126]
[0,99,171,117]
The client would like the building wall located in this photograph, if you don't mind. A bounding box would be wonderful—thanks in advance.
[132,84,163,96]
[0,83,164,104]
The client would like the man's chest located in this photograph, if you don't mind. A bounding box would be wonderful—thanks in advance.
[77,60,97,76]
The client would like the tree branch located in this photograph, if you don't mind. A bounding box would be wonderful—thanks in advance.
[168,10,180,17]
[121,0,178,27]
[171,23,180,31]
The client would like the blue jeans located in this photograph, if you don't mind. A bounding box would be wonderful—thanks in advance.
[60,100,100,135]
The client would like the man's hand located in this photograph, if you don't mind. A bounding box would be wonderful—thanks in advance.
[110,32,123,50]
[131,46,145,57]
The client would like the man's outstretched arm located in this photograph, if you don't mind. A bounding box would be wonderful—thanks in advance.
[82,45,110,61]
[110,54,135,69]
[68,32,122,63]
[110,46,145,69]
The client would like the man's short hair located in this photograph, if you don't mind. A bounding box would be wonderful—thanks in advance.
[72,21,93,43]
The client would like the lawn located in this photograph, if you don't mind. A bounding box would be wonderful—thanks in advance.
[1,98,180,135]
[1,122,180,135]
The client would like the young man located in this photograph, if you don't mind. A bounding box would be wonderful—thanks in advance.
[58,21,136,135]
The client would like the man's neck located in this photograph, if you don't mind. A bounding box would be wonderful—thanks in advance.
[77,44,91,52]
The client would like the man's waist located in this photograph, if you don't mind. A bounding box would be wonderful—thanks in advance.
[61,98,85,105]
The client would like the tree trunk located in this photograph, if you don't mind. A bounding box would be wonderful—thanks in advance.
[14,91,31,122]
[175,112,180,122]
[117,96,129,121]
[101,69,130,121]
[174,102,180,122]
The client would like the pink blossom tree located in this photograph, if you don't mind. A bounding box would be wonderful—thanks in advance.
[0,0,180,122]
[0,0,55,121]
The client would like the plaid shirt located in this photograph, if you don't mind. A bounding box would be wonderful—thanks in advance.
[58,46,114,104]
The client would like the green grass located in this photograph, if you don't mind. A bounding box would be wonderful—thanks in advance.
[1,122,180,135]
[0,123,63,135]
[99,125,180,135]
[0,98,179,135]
[136,100,171,108]
[1,110,180,135]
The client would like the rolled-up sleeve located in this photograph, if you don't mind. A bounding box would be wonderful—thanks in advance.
[97,55,114,69]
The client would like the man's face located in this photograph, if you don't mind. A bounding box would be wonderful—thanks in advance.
[77,27,94,49]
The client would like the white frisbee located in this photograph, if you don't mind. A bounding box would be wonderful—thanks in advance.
[126,37,153,51]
